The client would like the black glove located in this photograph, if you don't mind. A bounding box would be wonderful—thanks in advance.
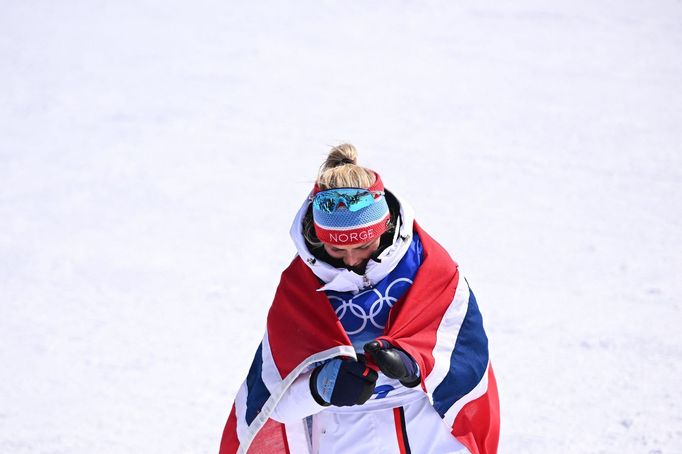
[363,340,420,388]
[309,358,378,407]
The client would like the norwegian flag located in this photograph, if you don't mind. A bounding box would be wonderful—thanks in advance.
[219,223,500,454]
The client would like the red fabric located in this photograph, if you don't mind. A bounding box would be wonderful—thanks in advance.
[219,405,239,454]
[266,257,351,378]
[452,366,501,454]
[219,407,291,454]
[374,222,460,390]
[247,419,291,454]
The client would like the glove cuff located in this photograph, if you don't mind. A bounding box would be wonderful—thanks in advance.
[309,366,331,407]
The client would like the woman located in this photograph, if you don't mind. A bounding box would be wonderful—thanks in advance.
[220,144,499,454]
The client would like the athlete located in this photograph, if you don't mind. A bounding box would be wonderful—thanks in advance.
[220,144,500,453]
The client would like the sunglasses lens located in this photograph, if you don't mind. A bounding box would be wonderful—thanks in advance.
[313,189,379,213]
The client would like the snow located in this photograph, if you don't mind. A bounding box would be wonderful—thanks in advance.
[1,0,681,452]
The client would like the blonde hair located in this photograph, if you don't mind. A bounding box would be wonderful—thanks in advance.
[316,143,376,190]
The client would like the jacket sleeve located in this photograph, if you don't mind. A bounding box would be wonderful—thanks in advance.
[269,368,327,424]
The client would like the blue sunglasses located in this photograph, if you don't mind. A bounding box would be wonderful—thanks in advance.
[312,188,385,213]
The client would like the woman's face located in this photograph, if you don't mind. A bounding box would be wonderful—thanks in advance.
[323,238,381,271]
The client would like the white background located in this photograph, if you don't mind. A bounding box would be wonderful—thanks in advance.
[1,1,680,452]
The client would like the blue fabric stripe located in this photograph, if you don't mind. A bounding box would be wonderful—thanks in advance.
[245,343,272,425]
[432,284,489,417]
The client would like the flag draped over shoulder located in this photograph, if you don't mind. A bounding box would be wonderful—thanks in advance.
[220,223,500,454]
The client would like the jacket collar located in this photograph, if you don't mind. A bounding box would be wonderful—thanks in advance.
[289,189,415,294]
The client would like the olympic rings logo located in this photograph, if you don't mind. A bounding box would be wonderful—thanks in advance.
[329,278,413,335]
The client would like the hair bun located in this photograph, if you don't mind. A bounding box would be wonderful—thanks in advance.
[322,143,358,171]
[316,143,375,190]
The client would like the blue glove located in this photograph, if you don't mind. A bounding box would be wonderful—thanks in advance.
[363,340,420,387]
[309,358,378,407]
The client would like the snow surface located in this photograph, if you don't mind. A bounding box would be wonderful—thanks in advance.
[1,1,681,453]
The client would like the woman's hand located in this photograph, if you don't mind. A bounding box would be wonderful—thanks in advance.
[309,358,378,407]
[363,340,421,388]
